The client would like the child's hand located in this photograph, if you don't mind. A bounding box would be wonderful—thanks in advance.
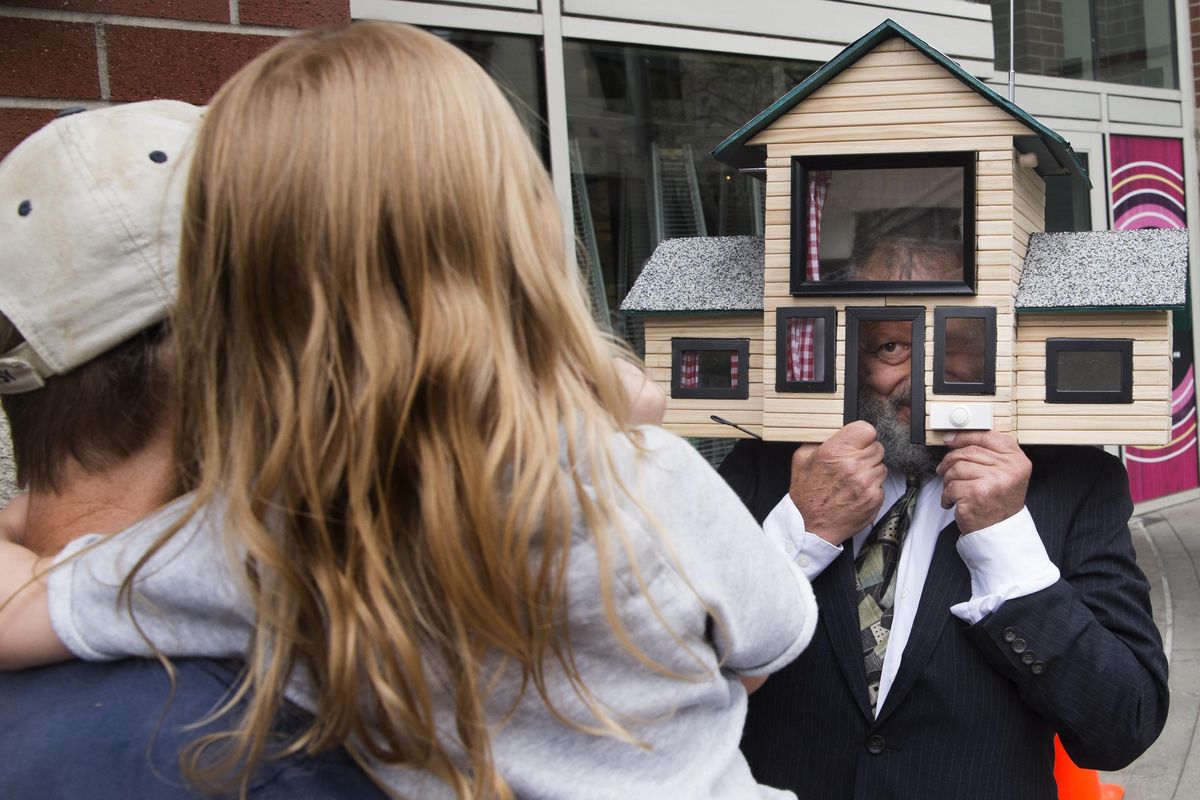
[0,493,29,544]
[615,358,666,426]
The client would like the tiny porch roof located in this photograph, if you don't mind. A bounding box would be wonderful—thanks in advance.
[711,18,1089,188]
[619,236,764,314]
[1016,229,1188,311]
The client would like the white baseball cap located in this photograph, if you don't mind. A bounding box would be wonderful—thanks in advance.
[0,100,202,394]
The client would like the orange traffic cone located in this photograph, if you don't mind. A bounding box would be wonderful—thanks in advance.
[1054,735,1125,800]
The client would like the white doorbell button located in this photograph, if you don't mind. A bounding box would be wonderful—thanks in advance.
[929,401,994,431]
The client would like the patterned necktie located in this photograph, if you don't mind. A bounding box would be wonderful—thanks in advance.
[855,473,921,714]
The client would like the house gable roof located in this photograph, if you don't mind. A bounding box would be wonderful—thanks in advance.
[619,236,763,314]
[711,18,1089,187]
[1016,229,1188,311]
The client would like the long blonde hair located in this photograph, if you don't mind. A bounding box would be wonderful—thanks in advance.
[160,21,662,798]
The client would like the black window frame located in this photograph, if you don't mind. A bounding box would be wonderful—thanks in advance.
[789,151,976,296]
[844,306,926,444]
[933,306,997,395]
[775,307,837,393]
[670,337,751,400]
[1045,338,1133,404]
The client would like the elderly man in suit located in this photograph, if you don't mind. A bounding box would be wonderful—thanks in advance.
[720,234,1168,798]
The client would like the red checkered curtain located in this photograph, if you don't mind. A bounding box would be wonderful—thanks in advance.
[729,350,740,388]
[680,351,700,389]
[787,171,830,383]
[806,171,831,281]
[786,317,816,382]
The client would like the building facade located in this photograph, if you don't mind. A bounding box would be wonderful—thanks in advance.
[0,0,1197,507]
[350,0,1199,506]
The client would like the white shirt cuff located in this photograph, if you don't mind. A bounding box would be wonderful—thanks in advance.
[762,494,843,582]
[949,506,1060,624]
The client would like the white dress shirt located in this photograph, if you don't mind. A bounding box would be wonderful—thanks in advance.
[762,467,1060,717]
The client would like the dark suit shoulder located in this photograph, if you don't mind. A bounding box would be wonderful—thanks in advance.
[1022,444,1126,486]
[718,439,799,524]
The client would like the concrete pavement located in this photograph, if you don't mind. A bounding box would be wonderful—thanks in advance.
[1104,493,1200,798]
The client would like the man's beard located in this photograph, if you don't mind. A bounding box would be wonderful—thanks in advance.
[859,389,944,480]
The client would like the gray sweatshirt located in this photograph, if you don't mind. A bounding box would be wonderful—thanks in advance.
[50,426,816,799]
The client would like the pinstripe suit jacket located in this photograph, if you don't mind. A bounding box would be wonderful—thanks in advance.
[719,442,1169,800]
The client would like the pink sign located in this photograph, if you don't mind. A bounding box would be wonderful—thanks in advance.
[1110,135,1197,502]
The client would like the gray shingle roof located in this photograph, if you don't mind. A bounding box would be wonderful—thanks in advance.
[1016,229,1188,310]
[619,236,764,313]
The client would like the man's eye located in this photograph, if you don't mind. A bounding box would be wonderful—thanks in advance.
[874,342,911,363]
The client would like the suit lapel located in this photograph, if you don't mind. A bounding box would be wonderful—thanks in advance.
[874,520,971,725]
[816,546,873,721]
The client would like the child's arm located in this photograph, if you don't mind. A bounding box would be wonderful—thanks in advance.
[0,496,70,668]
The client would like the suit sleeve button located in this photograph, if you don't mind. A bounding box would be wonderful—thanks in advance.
[1021,651,1035,665]
[1031,661,1047,675]
[1003,627,1017,642]
[1011,637,1027,653]
[866,734,886,755]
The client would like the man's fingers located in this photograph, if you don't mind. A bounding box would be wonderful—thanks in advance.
[941,477,971,510]
[937,445,1002,475]
[944,430,1019,453]
[837,420,878,449]
[939,459,989,484]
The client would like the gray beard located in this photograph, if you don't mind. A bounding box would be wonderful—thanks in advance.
[858,390,944,480]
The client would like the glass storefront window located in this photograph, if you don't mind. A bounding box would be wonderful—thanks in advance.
[986,0,1177,89]
[427,28,547,160]
[564,41,819,348]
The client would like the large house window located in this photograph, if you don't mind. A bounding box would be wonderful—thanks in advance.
[1045,339,1133,403]
[789,152,975,296]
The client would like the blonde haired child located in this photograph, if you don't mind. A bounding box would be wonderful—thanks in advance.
[0,22,814,799]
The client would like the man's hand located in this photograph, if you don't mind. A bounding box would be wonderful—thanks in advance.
[789,421,886,546]
[936,431,1031,534]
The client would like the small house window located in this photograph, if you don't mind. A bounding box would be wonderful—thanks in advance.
[933,307,996,395]
[790,151,975,296]
[671,338,750,400]
[776,308,836,392]
[1045,339,1133,404]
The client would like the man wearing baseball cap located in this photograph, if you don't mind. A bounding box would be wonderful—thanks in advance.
[0,101,384,798]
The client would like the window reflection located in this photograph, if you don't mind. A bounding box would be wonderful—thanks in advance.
[806,166,965,284]
[944,317,986,385]
[428,28,547,159]
[987,0,1177,90]
[564,41,818,348]
[680,349,741,390]
[1056,350,1123,392]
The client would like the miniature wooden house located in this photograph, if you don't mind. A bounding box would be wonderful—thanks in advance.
[620,19,1187,447]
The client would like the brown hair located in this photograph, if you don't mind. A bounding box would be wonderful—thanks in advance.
[0,315,172,493]
[125,21,685,798]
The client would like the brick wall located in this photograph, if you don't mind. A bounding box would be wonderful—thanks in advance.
[0,0,350,159]
[1093,0,1153,85]
[988,0,1066,75]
